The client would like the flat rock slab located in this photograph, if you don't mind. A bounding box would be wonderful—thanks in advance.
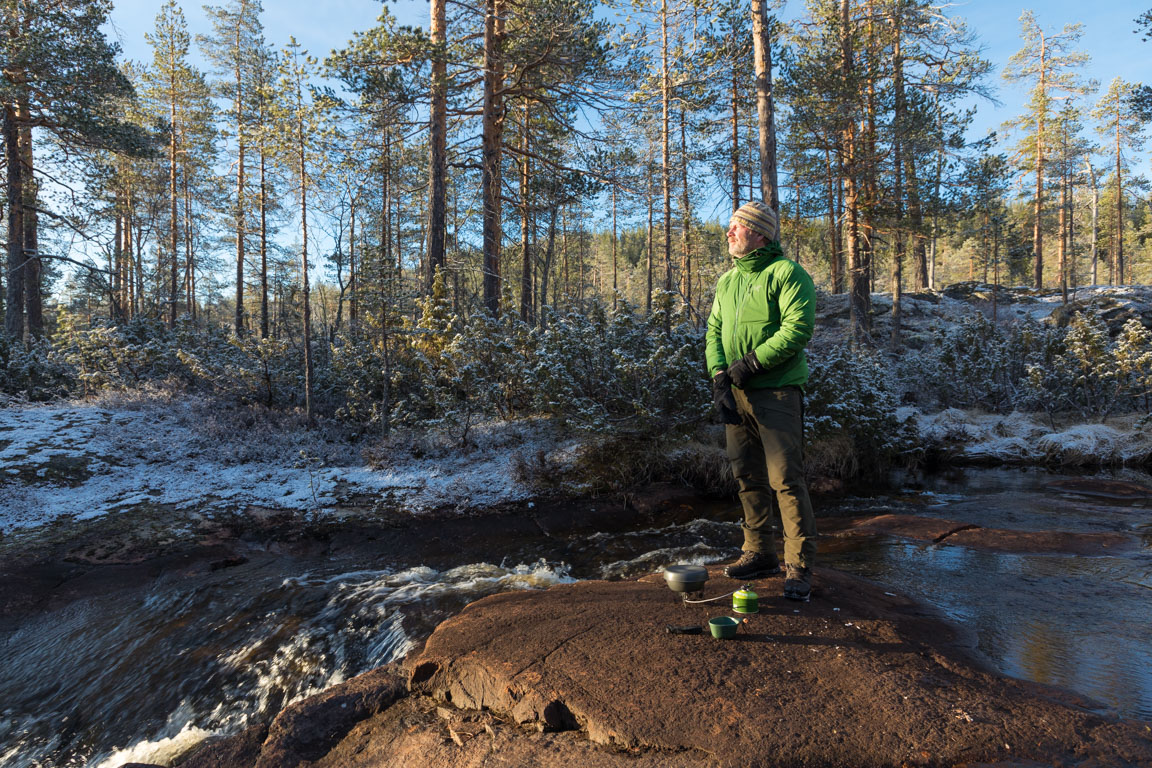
[841,514,1135,555]
[1044,478,1152,502]
[407,568,1152,767]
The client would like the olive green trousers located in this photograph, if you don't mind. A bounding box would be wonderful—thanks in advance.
[725,386,817,568]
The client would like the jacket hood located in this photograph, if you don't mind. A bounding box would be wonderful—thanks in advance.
[733,241,784,274]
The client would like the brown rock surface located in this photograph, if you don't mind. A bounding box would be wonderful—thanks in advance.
[177,568,1152,768]
[403,569,1151,767]
[1044,478,1152,502]
[840,514,1135,555]
[178,666,406,768]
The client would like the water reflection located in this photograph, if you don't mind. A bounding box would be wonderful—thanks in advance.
[815,471,1152,722]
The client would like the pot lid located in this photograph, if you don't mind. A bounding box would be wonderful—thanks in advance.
[663,564,708,581]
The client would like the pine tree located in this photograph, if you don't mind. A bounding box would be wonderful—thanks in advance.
[270,39,331,422]
[1091,77,1147,285]
[428,0,449,291]
[143,0,216,327]
[1003,11,1090,290]
[0,0,146,339]
[200,0,266,334]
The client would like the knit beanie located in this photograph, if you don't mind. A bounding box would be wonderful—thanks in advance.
[731,201,778,241]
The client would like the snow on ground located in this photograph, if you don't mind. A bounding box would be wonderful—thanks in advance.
[0,396,567,533]
[910,407,1152,465]
[3,390,1148,534]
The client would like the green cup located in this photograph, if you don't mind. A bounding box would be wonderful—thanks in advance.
[709,616,739,639]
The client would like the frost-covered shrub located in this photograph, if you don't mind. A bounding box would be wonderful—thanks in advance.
[1115,319,1152,414]
[0,335,72,400]
[531,294,708,432]
[177,333,302,408]
[58,318,185,393]
[897,314,1060,412]
[1019,313,1152,422]
[430,311,537,444]
[898,310,1152,421]
[805,340,917,477]
[329,335,390,434]
[56,316,306,407]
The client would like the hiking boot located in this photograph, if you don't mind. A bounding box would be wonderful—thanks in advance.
[783,564,811,602]
[723,551,781,580]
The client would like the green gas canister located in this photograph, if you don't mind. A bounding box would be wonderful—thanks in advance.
[732,587,759,614]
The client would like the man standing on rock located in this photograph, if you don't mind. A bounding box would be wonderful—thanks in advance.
[706,201,818,601]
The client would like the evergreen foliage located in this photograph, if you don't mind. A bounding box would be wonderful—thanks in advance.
[1021,313,1152,422]
[899,314,1061,412]
[900,310,1152,424]
[805,340,916,476]
[0,334,71,401]
[4,0,1152,486]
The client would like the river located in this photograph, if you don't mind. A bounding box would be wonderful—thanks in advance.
[0,466,1148,767]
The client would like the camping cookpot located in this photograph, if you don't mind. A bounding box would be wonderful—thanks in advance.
[663,564,708,593]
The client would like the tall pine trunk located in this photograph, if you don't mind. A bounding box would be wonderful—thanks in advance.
[4,103,25,341]
[840,0,866,342]
[519,101,532,323]
[234,3,247,335]
[538,207,556,318]
[906,151,927,289]
[259,142,269,338]
[890,14,905,348]
[113,198,124,321]
[730,63,740,214]
[1033,47,1046,289]
[751,0,777,212]
[17,113,41,338]
[481,0,506,315]
[184,169,194,319]
[294,76,314,422]
[349,194,357,332]
[680,108,691,307]
[1058,154,1068,303]
[824,146,840,292]
[660,0,672,292]
[1114,120,1124,284]
[427,0,448,290]
[169,60,179,328]
[1085,159,1098,285]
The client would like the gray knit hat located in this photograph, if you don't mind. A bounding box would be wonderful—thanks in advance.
[731,201,778,241]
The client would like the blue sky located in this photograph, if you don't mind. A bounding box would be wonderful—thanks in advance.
[103,0,1152,206]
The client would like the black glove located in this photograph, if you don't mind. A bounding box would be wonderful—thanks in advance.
[726,351,765,389]
[712,370,741,425]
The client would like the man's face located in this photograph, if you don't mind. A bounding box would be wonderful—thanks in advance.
[726,220,766,258]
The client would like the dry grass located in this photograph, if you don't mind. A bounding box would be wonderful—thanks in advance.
[804,433,861,481]
[511,431,736,496]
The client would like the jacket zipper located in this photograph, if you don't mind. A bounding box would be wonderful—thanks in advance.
[734,272,756,331]
[732,270,760,361]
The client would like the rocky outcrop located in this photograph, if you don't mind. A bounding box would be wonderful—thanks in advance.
[178,666,407,768]
[836,513,1136,555]
[177,566,1152,768]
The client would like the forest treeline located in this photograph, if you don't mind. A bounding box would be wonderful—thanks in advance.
[1,0,1151,439]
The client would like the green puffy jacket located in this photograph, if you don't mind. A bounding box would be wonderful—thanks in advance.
[705,242,816,389]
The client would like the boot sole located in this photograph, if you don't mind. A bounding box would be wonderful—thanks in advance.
[783,588,811,602]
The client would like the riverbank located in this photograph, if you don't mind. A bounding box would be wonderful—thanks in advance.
[2,392,1150,541]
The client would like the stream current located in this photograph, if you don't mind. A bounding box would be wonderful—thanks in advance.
[1,466,1149,767]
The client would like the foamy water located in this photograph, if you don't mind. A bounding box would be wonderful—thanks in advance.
[1,559,575,768]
